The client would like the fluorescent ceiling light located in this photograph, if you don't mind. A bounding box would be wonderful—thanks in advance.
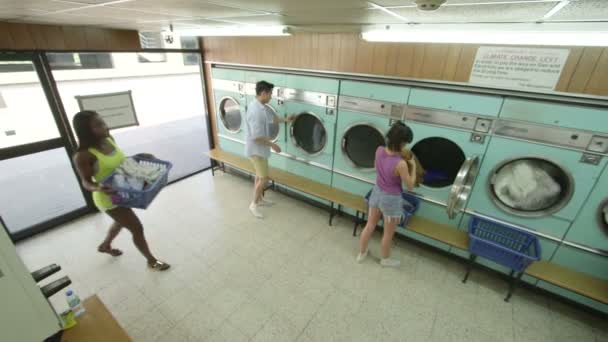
[368,2,409,22]
[361,23,608,47]
[178,26,291,37]
[542,0,570,20]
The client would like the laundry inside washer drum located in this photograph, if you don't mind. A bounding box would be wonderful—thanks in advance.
[493,159,562,211]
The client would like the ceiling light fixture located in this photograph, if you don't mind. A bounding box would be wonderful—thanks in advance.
[368,2,410,22]
[361,23,608,46]
[177,25,291,37]
[542,0,570,20]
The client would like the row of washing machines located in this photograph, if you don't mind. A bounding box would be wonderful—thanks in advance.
[211,67,608,312]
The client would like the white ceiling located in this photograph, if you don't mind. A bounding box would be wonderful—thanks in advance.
[1,0,606,32]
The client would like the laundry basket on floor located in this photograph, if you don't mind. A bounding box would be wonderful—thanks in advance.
[102,156,172,209]
[463,215,541,301]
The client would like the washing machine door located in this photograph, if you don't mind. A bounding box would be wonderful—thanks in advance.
[487,157,574,218]
[341,124,385,170]
[266,104,280,142]
[446,155,480,219]
[218,96,242,133]
[290,112,327,155]
[598,199,608,238]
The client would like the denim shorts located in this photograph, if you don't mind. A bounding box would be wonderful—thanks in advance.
[368,185,405,219]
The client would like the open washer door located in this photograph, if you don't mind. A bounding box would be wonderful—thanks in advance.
[446,155,480,219]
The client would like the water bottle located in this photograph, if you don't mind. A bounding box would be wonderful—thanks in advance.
[66,290,86,317]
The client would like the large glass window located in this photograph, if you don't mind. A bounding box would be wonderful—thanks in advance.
[0,61,60,148]
[0,149,87,234]
[0,53,88,240]
[50,52,211,181]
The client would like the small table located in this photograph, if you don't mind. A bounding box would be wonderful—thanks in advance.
[61,295,131,342]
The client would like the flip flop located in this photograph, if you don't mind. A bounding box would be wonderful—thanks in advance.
[97,246,123,257]
[148,260,171,271]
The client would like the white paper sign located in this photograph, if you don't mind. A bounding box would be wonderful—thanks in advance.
[469,47,570,91]
[76,91,138,129]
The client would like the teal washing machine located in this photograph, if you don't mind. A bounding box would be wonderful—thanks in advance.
[244,71,288,170]
[538,162,608,313]
[403,88,503,250]
[462,98,608,279]
[212,68,246,156]
[283,74,339,203]
[332,80,410,213]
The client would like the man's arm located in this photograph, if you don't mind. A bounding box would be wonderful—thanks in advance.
[273,114,297,124]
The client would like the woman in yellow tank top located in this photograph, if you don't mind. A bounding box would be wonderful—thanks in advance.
[72,111,169,271]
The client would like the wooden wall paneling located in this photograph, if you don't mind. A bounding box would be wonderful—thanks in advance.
[7,23,36,50]
[206,37,217,61]
[244,37,257,65]
[0,22,16,49]
[310,33,320,68]
[63,26,88,50]
[104,30,139,50]
[411,44,426,78]
[317,34,334,70]
[554,48,583,92]
[567,47,603,93]
[298,33,313,69]
[453,45,478,82]
[384,43,399,76]
[395,44,415,77]
[371,42,390,75]
[420,44,449,80]
[442,44,463,81]
[337,33,357,73]
[203,63,219,148]
[584,48,608,96]
[84,28,108,50]
[268,37,282,67]
[42,26,67,50]
[354,39,374,74]
[27,25,50,49]
[329,34,342,71]
[261,37,275,66]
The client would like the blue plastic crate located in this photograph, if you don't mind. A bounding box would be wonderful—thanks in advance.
[102,156,172,209]
[468,216,541,272]
[364,189,420,227]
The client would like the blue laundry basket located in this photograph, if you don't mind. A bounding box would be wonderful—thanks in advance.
[364,189,420,227]
[102,156,172,209]
[467,216,541,272]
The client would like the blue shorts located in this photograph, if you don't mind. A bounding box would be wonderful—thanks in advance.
[368,185,406,219]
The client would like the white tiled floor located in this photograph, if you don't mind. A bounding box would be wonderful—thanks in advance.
[16,171,608,342]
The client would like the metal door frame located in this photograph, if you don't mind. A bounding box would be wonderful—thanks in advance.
[0,51,94,241]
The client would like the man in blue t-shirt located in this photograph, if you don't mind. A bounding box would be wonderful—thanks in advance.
[245,81,294,218]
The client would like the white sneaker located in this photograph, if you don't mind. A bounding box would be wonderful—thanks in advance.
[249,203,264,219]
[380,258,401,268]
[258,198,275,207]
[356,250,368,263]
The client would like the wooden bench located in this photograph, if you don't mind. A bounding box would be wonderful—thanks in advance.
[207,148,608,307]
[209,149,367,226]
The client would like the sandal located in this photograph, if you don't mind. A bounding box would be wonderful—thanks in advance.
[148,260,171,271]
[98,246,123,257]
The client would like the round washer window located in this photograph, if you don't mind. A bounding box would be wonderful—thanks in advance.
[411,137,466,188]
[342,124,385,169]
[292,113,327,155]
[266,104,280,142]
[598,199,608,237]
[218,97,242,133]
[489,157,573,217]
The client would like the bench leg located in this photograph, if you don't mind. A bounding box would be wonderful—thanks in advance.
[353,211,360,236]
[505,270,523,302]
[462,254,477,283]
[329,202,335,226]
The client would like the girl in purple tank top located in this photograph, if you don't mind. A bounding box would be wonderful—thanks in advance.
[357,122,417,267]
